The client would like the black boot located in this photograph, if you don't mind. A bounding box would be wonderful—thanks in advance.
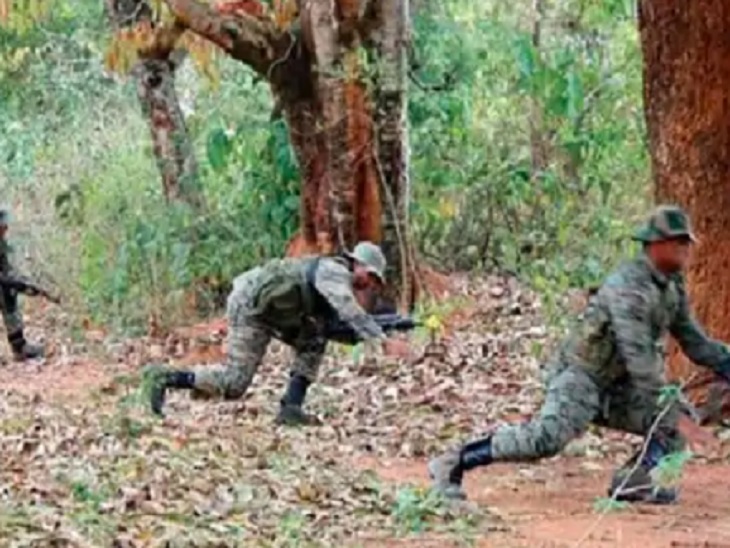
[8,330,44,361]
[143,365,195,416]
[275,374,320,426]
[461,436,494,470]
[609,436,678,504]
[429,435,493,500]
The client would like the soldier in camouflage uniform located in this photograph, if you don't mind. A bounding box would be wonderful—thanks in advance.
[429,205,730,504]
[145,241,391,426]
[0,206,44,361]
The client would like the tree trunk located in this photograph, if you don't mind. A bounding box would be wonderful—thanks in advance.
[105,0,203,208]
[371,0,417,310]
[134,51,202,208]
[528,0,549,180]
[162,0,415,306]
[639,0,730,419]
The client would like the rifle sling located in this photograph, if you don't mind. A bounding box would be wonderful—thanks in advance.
[304,255,351,322]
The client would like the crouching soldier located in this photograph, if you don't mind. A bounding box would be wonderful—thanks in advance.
[145,241,399,426]
[0,206,44,361]
[429,205,730,504]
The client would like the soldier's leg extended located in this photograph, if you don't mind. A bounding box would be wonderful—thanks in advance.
[192,320,271,398]
[0,287,43,361]
[146,320,270,415]
[146,276,271,415]
[429,365,601,500]
[276,333,327,426]
[598,380,685,504]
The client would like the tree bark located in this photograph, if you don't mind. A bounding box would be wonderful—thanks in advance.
[371,0,417,310]
[639,0,730,419]
[105,0,203,208]
[528,0,549,180]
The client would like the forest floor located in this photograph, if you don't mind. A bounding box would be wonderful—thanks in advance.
[1,273,730,547]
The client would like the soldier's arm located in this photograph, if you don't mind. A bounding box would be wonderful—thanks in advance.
[606,285,663,394]
[669,278,730,370]
[313,260,385,341]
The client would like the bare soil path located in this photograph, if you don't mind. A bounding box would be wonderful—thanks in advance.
[355,455,730,547]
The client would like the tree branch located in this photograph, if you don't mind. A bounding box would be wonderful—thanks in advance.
[163,0,296,78]
[105,0,185,59]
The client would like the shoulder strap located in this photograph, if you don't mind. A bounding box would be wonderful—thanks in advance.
[305,256,321,288]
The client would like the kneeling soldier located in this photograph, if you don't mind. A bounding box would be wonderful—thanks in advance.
[429,205,730,504]
[146,241,391,426]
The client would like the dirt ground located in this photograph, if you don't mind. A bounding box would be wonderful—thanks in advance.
[5,278,730,547]
[3,358,730,548]
[355,456,730,548]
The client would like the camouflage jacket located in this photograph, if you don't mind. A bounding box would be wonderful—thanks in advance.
[556,252,730,393]
[244,255,384,342]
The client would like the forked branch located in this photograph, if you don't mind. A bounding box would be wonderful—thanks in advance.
[163,0,296,78]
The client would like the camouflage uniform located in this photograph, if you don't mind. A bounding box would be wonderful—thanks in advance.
[430,205,730,504]
[0,207,43,361]
[146,241,387,425]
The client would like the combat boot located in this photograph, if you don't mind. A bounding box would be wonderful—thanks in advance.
[275,374,321,426]
[142,365,195,417]
[428,435,493,500]
[8,330,44,361]
[608,437,678,504]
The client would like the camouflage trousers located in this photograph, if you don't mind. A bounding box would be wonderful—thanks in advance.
[0,286,23,336]
[192,270,327,399]
[490,364,685,460]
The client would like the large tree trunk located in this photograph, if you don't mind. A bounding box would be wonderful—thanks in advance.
[372,0,417,310]
[163,0,416,307]
[105,0,203,208]
[639,0,730,420]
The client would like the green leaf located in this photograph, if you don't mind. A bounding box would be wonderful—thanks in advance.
[515,36,538,92]
[283,195,300,212]
[566,69,584,120]
[658,383,681,406]
[206,128,232,173]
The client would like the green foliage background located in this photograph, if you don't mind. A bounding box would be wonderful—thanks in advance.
[0,0,650,332]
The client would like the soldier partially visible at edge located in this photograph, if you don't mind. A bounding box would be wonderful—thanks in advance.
[0,206,44,361]
[145,241,409,426]
[429,205,730,505]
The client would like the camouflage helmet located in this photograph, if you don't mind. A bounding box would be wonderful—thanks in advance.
[346,241,387,283]
[633,204,697,243]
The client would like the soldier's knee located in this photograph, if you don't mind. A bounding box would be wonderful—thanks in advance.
[222,372,254,400]
[535,419,578,457]
[536,435,569,457]
[222,385,248,400]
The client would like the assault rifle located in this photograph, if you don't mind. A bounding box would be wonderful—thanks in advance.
[324,313,421,345]
[0,275,61,304]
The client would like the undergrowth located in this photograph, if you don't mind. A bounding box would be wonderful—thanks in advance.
[0,0,649,335]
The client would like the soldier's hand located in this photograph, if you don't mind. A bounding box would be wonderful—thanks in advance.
[677,414,721,457]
